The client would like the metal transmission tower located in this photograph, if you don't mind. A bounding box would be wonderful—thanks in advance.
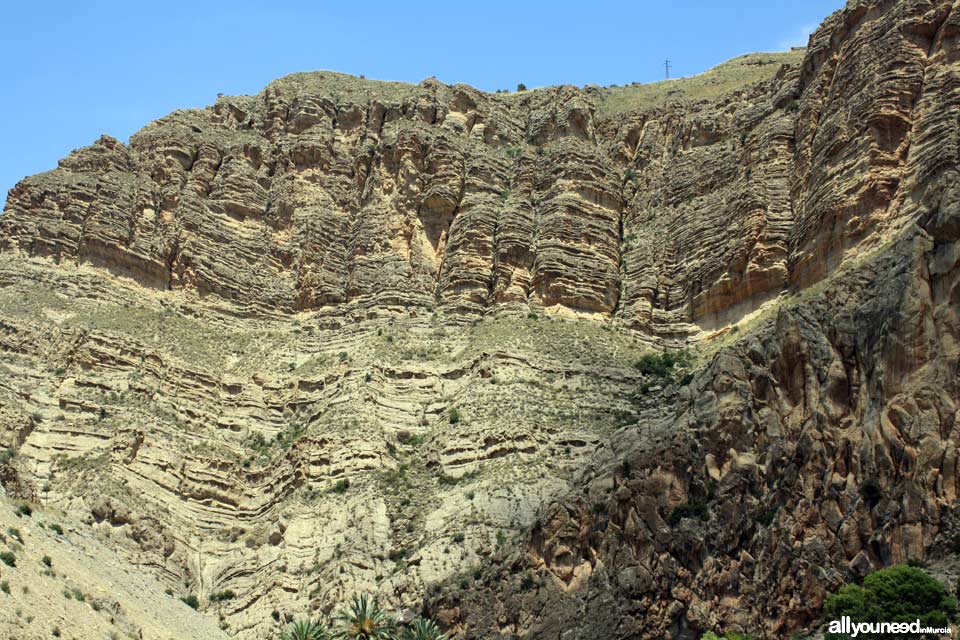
[665,60,672,80]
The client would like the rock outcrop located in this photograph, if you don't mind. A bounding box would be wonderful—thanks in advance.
[0,0,958,638]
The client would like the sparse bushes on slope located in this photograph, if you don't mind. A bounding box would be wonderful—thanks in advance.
[210,589,235,602]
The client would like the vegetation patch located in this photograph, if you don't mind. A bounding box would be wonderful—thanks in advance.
[824,564,955,639]
[668,501,709,526]
[210,589,236,603]
[860,478,883,507]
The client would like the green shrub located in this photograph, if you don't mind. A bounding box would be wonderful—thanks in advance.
[516,83,527,92]
[330,479,350,494]
[824,564,955,639]
[0,447,14,464]
[436,473,458,486]
[210,589,236,603]
[635,350,691,379]
[0,551,15,567]
[41,555,52,567]
[754,507,777,527]
[48,523,63,535]
[15,504,32,517]
[448,407,461,424]
[668,501,709,526]
[520,573,536,591]
[406,434,426,447]
[635,352,671,377]
[180,594,200,610]
[0,580,9,594]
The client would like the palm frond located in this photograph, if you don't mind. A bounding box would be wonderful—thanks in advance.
[282,619,333,640]
[335,593,394,640]
[403,618,448,640]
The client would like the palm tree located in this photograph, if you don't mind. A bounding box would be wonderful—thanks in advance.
[336,593,394,640]
[403,618,448,640]
[282,619,332,640]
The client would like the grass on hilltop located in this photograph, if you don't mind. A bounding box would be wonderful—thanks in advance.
[598,50,805,115]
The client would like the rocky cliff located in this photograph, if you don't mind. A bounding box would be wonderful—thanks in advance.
[0,0,958,638]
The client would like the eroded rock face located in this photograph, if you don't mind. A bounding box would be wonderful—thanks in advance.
[425,1,960,637]
[431,219,960,638]
[0,0,958,638]
[0,37,828,329]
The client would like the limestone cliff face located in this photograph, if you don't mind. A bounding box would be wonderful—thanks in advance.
[427,1,960,637]
[2,41,815,331]
[0,0,958,638]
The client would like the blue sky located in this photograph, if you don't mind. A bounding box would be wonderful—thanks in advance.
[0,0,844,201]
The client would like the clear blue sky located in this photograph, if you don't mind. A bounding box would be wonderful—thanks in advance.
[0,0,844,202]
